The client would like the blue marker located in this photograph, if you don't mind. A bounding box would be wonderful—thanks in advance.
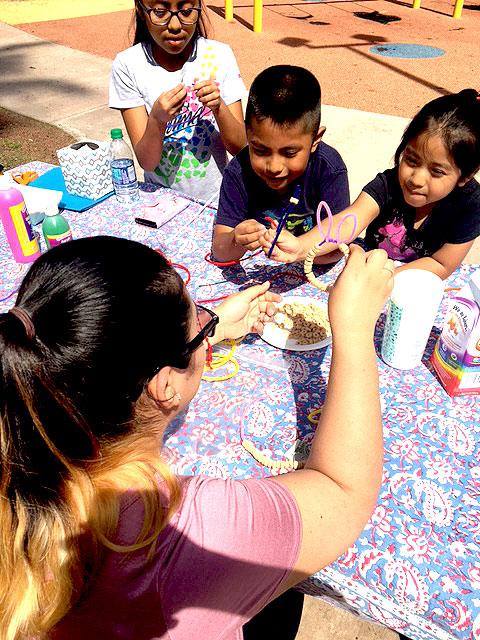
[267,196,300,259]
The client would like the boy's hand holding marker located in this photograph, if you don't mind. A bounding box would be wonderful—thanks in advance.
[259,223,342,265]
[260,224,301,263]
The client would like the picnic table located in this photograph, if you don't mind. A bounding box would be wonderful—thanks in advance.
[1,162,479,640]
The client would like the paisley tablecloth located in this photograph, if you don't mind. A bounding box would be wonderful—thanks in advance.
[1,163,479,640]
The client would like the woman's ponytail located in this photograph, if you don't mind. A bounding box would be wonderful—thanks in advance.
[0,236,190,638]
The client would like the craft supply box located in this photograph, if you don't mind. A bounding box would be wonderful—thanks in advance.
[56,140,112,200]
[431,269,480,396]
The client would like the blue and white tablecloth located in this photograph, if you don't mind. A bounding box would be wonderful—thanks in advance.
[1,163,479,640]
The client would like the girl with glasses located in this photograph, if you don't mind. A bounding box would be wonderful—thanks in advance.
[109,0,247,205]
[0,236,393,640]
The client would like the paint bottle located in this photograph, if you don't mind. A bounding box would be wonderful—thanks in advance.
[0,175,41,263]
[42,203,73,249]
[381,269,444,369]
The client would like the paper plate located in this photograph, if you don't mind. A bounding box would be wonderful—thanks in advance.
[260,296,332,352]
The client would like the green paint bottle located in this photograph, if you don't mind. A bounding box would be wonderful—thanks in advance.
[42,203,72,250]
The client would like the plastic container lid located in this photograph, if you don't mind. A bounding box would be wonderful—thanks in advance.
[111,128,123,139]
[0,175,16,191]
[44,202,60,217]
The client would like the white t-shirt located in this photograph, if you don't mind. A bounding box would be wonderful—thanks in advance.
[109,38,246,204]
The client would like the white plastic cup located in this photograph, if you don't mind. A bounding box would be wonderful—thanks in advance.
[381,269,444,369]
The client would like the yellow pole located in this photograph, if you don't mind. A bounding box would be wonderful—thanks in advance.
[412,0,421,8]
[453,0,463,18]
[253,0,262,32]
[224,0,233,21]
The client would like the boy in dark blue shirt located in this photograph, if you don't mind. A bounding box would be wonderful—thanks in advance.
[213,65,349,263]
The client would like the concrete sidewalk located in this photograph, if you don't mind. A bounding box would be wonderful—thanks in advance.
[0,22,122,142]
[0,20,409,199]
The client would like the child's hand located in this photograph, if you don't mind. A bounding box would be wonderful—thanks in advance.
[194,76,221,113]
[328,245,394,341]
[151,84,187,124]
[215,282,282,340]
[234,220,267,251]
[259,226,302,263]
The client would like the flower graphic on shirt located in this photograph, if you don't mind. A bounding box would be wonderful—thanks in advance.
[380,220,407,247]
[155,123,214,186]
[376,217,419,260]
[156,80,217,185]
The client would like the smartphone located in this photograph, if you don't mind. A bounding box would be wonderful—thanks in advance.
[135,194,190,228]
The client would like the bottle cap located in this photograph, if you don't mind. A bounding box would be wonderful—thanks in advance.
[111,128,123,140]
[0,175,15,191]
[44,202,59,217]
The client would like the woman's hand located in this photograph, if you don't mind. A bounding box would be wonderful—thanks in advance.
[259,226,302,263]
[213,282,282,342]
[328,245,394,341]
[194,76,221,113]
[150,84,187,125]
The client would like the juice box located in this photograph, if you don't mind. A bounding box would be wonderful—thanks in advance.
[431,269,480,397]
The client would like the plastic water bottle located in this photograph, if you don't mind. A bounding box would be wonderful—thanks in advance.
[110,128,139,204]
[42,203,73,250]
[0,175,41,263]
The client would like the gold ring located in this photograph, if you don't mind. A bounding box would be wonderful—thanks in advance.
[383,265,395,276]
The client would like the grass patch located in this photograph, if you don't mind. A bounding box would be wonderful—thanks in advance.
[0,107,76,171]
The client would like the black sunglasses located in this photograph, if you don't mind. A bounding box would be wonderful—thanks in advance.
[133,304,218,399]
[181,304,219,358]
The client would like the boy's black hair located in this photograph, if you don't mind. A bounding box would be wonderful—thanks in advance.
[395,89,480,179]
[245,65,321,136]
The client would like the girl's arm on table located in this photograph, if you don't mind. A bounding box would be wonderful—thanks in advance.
[396,239,475,280]
[271,246,393,589]
[259,192,380,264]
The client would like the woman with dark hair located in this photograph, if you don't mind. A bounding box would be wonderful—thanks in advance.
[109,0,247,204]
[0,235,393,639]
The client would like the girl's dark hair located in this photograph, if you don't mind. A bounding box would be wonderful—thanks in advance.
[132,0,210,47]
[0,236,191,508]
[245,65,322,136]
[395,89,480,179]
